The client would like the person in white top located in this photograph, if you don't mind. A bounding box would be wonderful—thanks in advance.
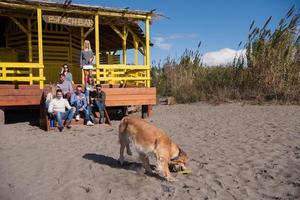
[48,89,75,132]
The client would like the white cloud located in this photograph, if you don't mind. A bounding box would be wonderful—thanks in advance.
[202,48,246,66]
[168,33,198,40]
[152,37,171,50]
[168,34,183,40]
[152,33,198,50]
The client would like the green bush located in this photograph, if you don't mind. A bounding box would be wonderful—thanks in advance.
[151,6,300,104]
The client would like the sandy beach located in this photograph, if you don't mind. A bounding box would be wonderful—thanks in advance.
[0,103,299,200]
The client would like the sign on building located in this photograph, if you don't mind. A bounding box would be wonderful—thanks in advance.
[43,15,94,27]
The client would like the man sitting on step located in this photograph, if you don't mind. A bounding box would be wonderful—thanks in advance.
[48,89,76,132]
[70,85,94,126]
[57,73,73,100]
[92,84,106,124]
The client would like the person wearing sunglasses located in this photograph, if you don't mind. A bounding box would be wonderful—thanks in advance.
[61,63,73,84]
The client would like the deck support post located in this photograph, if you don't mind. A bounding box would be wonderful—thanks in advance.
[133,36,139,65]
[141,105,151,118]
[81,27,84,84]
[122,26,127,65]
[27,18,33,85]
[145,16,150,88]
[95,14,100,84]
[37,8,44,89]
[0,108,4,124]
[69,31,72,65]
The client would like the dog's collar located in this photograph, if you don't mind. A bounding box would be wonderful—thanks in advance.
[171,148,181,161]
[171,155,180,161]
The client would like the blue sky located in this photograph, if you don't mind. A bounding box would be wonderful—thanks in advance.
[73,0,300,65]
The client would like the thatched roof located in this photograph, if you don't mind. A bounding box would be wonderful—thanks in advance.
[0,0,156,18]
[0,0,155,51]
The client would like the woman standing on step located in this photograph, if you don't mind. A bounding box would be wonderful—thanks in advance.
[61,64,73,84]
[80,40,95,84]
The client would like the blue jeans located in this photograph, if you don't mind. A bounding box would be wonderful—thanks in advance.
[95,100,105,118]
[85,90,90,104]
[74,101,94,123]
[54,107,75,128]
[45,101,55,127]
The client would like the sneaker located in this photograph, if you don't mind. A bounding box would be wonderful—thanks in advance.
[58,127,64,132]
[75,115,80,121]
[86,121,94,126]
[65,120,72,129]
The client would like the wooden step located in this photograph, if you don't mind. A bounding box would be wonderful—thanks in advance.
[0,89,43,96]
[0,96,42,106]
[102,87,156,106]
[0,84,41,89]
[0,85,43,106]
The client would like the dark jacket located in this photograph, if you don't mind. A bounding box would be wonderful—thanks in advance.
[93,90,106,105]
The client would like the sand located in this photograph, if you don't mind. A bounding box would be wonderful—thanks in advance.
[0,103,299,200]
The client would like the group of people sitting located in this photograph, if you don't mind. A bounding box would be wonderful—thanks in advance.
[46,63,106,132]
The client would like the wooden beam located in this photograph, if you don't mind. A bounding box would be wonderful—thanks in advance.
[0,96,42,106]
[84,27,95,38]
[81,27,84,84]
[37,8,44,89]
[133,36,139,65]
[139,47,145,56]
[0,2,151,19]
[145,17,150,87]
[0,13,34,19]
[9,17,28,34]
[123,25,127,65]
[110,25,124,40]
[95,14,100,84]
[27,18,33,85]
[126,25,145,47]
[0,63,42,68]
[69,32,72,63]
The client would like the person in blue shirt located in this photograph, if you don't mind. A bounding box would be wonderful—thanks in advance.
[70,85,94,126]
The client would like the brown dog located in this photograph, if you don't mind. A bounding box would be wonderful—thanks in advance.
[118,116,188,181]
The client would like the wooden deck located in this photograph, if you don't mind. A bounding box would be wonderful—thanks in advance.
[0,84,156,107]
[0,84,156,127]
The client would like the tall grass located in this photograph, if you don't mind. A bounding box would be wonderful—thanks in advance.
[152,6,300,104]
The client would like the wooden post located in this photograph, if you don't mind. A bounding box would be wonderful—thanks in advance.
[81,27,84,84]
[141,105,148,119]
[69,32,72,64]
[143,46,146,66]
[122,26,127,65]
[37,8,44,89]
[27,18,33,85]
[95,14,100,84]
[133,36,139,65]
[0,108,4,124]
[145,17,150,88]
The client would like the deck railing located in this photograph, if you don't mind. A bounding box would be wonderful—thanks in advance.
[85,64,151,87]
[0,62,150,88]
[0,62,45,88]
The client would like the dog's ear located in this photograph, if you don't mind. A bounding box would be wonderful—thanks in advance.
[178,148,188,162]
